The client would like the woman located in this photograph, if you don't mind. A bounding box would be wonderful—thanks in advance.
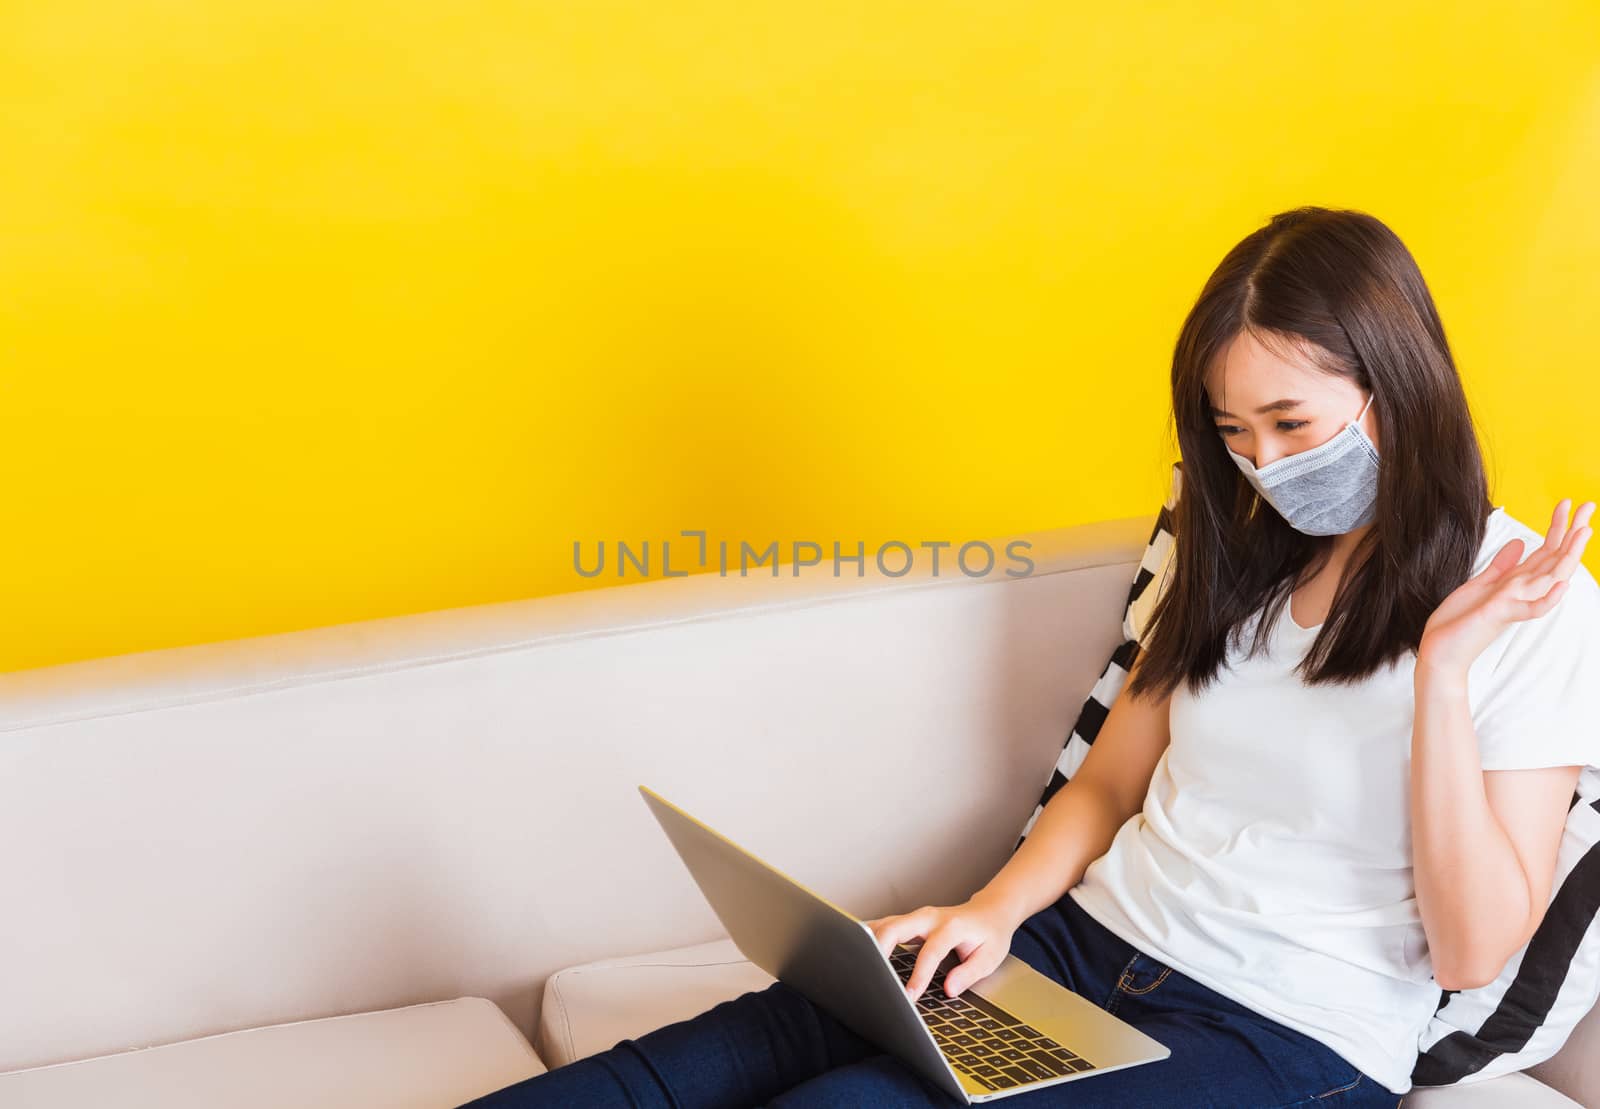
[461,207,1598,1107]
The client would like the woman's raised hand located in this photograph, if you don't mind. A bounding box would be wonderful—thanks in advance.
[862,893,1022,1003]
[1419,498,1595,675]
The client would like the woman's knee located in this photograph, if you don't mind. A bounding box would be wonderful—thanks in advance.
[760,1054,961,1108]
[704,979,804,1023]
[719,978,882,1072]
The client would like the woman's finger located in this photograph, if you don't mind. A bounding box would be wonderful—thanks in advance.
[1563,504,1596,558]
[1512,500,1589,582]
[1518,578,1569,621]
[1542,499,1593,565]
[1516,522,1594,603]
[1543,498,1574,555]
[1553,526,1593,584]
[944,944,1000,996]
[904,925,964,1003]
[1478,538,1525,584]
[871,907,933,957]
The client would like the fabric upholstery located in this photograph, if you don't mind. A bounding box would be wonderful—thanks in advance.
[0,516,1144,1073]
[0,999,543,1109]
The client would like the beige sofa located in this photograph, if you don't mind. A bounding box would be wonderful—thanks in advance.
[1,513,1594,1107]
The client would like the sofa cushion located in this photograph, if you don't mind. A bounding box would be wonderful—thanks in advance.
[541,939,1579,1105]
[537,937,776,1067]
[1403,1072,1581,1107]
[0,998,543,1109]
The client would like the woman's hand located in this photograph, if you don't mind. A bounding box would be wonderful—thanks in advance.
[1419,498,1595,675]
[862,891,1023,1003]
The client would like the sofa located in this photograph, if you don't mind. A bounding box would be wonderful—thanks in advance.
[1,511,1594,1107]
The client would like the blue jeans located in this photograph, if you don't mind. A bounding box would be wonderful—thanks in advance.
[459,889,1402,1108]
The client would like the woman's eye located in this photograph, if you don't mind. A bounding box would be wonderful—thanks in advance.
[1215,421,1308,436]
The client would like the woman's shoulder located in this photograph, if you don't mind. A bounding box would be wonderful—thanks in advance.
[1463,506,1600,770]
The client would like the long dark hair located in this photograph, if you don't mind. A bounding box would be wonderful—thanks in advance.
[1125,206,1495,702]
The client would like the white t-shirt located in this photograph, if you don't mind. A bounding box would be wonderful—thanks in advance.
[1069,505,1600,1095]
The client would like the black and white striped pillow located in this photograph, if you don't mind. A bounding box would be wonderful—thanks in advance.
[1411,773,1600,1086]
[1015,462,1180,848]
[1014,461,1600,1088]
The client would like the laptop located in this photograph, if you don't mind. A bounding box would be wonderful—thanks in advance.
[638,785,1170,1102]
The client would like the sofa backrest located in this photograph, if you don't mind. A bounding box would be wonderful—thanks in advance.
[0,516,1147,1072]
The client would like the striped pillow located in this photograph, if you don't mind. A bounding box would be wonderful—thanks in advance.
[1411,774,1600,1086]
[1014,464,1179,840]
[1015,462,1600,1088]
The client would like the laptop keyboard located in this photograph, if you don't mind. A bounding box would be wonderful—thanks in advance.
[890,944,1097,1092]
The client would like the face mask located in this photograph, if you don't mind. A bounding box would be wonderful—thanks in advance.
[1223,391,1379,536]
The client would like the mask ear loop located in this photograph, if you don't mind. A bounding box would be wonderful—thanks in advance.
[1351,389,1380,465]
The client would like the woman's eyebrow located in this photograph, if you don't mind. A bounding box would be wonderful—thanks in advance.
[1209,398,1306,418]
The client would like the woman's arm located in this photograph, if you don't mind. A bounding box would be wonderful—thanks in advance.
[1411,497,1594,990]
[972,653,1173,928]
[1410,660,1580,990]
[867,653,1173,1000]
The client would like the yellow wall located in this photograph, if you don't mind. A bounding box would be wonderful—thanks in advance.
[3,2,1597,673]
